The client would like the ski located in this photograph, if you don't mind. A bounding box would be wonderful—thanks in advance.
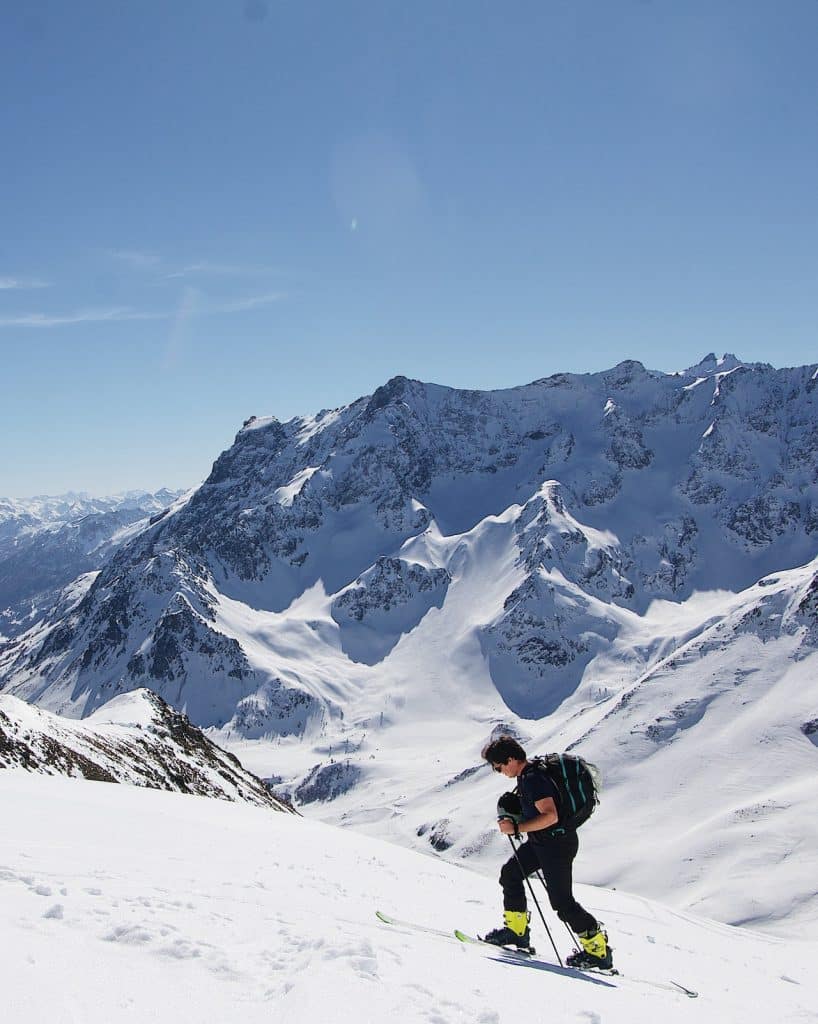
[376,912,697,1000]
[375,910,456,942]
[378,911,534,956]
[454,929,698,999]
[376,913,615,990]
[661,979,699,999]
[453,928,537,958]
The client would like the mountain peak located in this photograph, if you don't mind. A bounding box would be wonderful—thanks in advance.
[365,375,417,415]
[682,353,743,376]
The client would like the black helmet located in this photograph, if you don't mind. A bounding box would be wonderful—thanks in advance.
[496,790,522,823]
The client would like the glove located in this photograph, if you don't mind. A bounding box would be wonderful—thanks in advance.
[497,791,523,836]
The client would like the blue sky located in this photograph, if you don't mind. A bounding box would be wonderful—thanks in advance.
[2,1,817,496]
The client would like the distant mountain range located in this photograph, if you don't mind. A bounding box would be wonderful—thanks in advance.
[0,489,184,641]
[1,355,817,930]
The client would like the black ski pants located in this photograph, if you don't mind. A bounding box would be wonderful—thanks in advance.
[499,832,598,936]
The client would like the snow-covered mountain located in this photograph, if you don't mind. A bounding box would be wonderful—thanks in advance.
[2,771,815,1024]
[0,489,184,641]
[0,687,291,811]
[2,355,817,932]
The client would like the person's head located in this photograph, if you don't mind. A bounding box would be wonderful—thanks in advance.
[482,735,527,778]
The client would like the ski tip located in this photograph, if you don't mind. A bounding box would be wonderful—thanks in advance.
[454,929,476,943]
[375,910,392,924]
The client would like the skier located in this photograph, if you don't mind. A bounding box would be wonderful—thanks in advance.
[481,735,613,970]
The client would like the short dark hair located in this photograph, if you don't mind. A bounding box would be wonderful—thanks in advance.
[482,735,527,765]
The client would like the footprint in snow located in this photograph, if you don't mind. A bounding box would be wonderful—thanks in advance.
[1,870,39,890]
[157,938,203,960]
[327,938,379,977]
[259,950,290,972]
[208,958,244,982]
[104,924,154,945]
[347,953,378,980]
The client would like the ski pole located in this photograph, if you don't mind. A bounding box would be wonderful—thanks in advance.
[529,857,579,958]
[506,835,563,967]
[559,915,581,951]
[567,920,582,949]
[562,920,581,951]
[530,865,581,951]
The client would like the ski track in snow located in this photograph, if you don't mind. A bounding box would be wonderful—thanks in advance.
[2,772,816,1024]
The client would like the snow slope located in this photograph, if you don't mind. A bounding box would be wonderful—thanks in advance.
[2,771,814,1024]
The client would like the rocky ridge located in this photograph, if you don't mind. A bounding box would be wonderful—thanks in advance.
[0,687,294,811]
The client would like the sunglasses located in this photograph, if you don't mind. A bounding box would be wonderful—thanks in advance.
[492,760,507,772]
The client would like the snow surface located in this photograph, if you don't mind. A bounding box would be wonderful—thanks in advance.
[2,770,815,1024]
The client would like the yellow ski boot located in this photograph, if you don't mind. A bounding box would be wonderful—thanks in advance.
[567,927,613,970]
[483,910,532,950]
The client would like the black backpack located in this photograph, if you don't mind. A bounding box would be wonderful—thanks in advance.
[528,753,601,830]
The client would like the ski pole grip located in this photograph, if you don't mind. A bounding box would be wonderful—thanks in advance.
[498,814,520,838]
